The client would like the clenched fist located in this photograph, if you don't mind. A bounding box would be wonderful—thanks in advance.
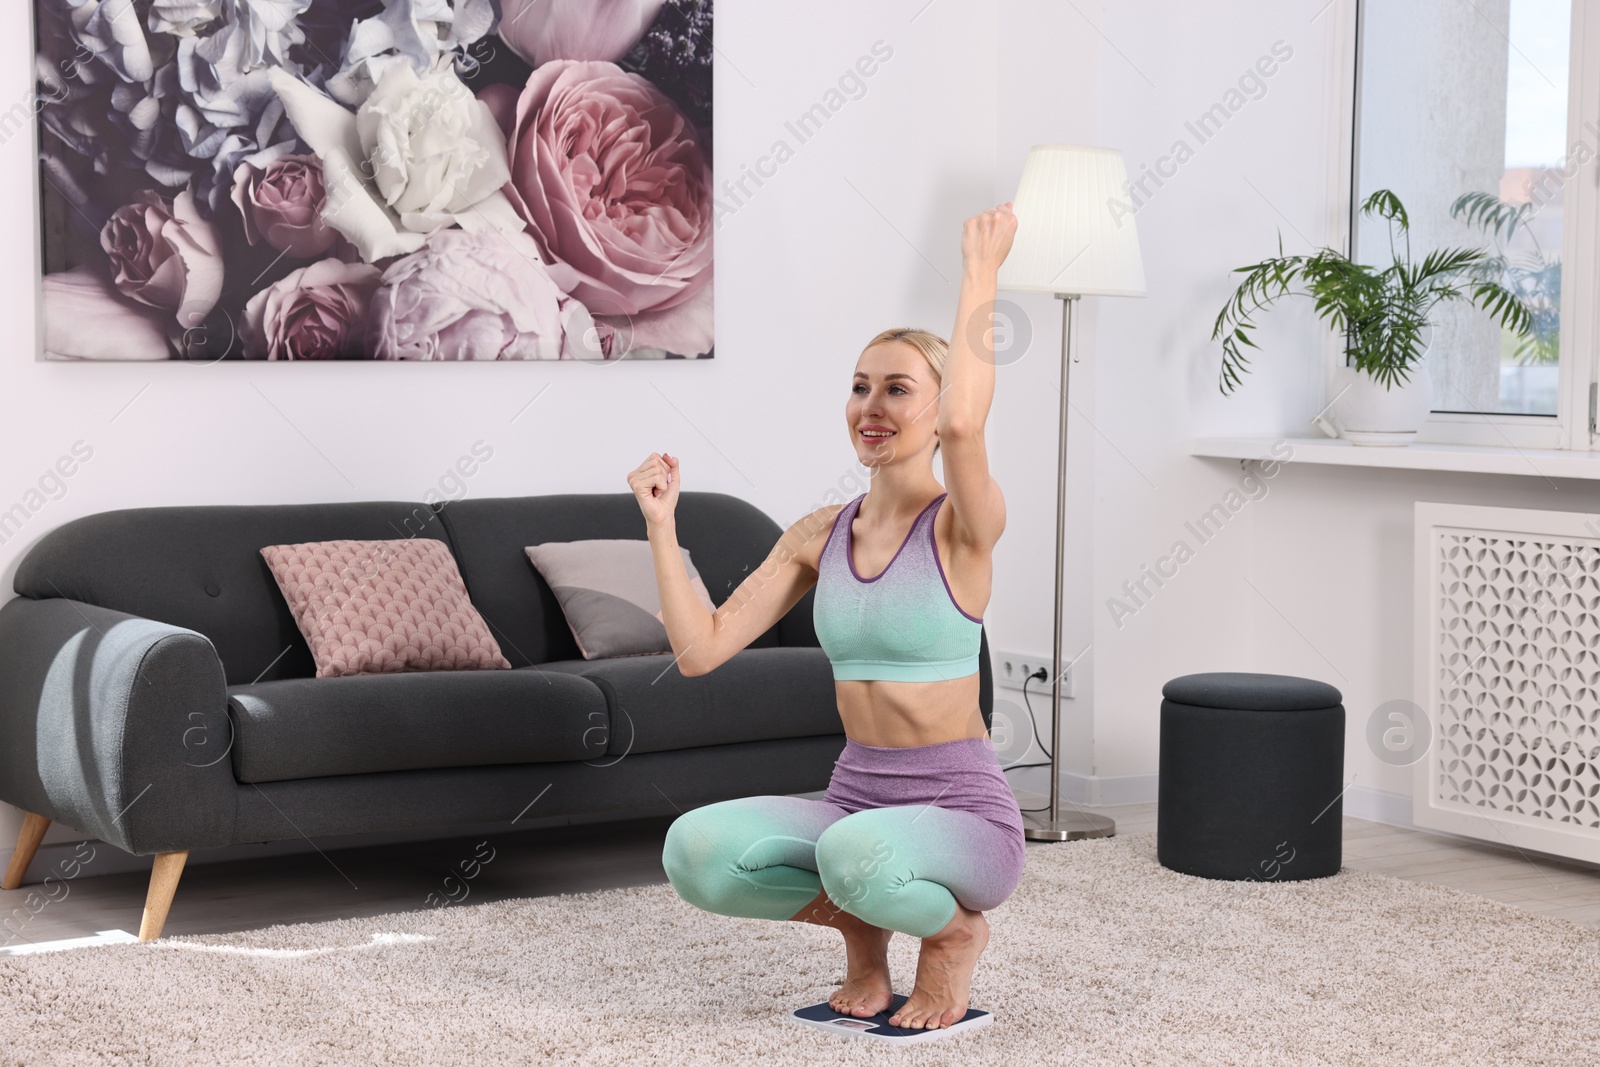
[962,202,1018,274]
[627,451,680,527]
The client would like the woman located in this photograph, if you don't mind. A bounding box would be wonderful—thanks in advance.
[627,204,1020,1031]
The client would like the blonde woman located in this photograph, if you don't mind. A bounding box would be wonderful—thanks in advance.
[628,204,1020,1031]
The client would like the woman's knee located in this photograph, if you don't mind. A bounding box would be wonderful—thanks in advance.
[661,807,737,908]
[660,797,831,919]
[661,812,705,889]
[814,815,902,911]
[817,809,1008,936]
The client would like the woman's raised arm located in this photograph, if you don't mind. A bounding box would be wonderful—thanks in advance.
[936,204,1016,551]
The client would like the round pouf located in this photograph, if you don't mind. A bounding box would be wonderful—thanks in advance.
[1157,672,1344,881]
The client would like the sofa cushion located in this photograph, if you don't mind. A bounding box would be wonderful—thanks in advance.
[260,537,511,677]
[524,538,717,659]
[538,646,840,756]
[12,500,453,686]
[226,667,608,783]
[433,492,818,666]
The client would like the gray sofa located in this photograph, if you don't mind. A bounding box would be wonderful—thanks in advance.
[0,491,994,939]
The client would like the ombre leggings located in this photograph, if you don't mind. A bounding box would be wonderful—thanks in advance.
[661,737,1027,938]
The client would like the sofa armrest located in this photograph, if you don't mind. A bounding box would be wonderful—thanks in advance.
[0,596,237,855]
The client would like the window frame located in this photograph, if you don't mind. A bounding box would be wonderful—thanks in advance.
[1333,0,1599,452]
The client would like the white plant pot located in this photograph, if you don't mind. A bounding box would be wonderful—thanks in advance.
[1329,363,1433,446]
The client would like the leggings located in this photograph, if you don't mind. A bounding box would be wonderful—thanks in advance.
[661,736,1026,938]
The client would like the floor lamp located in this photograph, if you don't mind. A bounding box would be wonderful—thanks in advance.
[997,145,1147,842]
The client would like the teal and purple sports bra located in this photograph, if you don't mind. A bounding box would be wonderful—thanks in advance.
[812,492,983,682]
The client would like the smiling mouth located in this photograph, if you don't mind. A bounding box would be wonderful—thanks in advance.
[859,430,896,441]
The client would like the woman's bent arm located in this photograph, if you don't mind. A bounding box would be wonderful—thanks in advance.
[626,445,839,678]
[648,507,839,677]
[645,514,717,673]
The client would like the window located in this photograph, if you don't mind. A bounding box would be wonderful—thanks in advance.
[1349,0,1597,449]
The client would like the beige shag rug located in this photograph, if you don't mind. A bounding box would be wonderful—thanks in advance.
[1,830,1597,1066]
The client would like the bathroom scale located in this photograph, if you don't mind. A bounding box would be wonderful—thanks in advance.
[789,993,991,1043]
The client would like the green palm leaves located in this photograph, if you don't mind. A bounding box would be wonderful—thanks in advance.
[1211,190,1536,395]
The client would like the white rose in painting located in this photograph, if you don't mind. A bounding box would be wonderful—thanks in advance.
[355,61,512,232]
[265,60,523,264]
[322,0,497,108]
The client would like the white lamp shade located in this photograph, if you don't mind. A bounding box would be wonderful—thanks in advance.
[997,144,1146,297]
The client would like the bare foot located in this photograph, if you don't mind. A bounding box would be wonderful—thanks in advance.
[829,922,894,1017]
[888,906,989,1029]
[790,889,896,1018]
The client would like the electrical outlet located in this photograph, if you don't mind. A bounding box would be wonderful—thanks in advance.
[992,649,1074,697]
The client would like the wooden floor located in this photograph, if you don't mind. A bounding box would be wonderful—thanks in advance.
[2,801,1596,952]
[1084,802,1600,930]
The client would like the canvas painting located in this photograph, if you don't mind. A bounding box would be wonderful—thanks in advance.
[32,0,714,361]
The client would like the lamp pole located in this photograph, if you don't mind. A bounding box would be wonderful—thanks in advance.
[1022,293,1116,842]
[997,144,1145,839]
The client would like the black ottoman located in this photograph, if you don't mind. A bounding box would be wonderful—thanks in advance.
[1157,672,1344,881]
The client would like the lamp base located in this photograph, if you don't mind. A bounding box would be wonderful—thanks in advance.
[1021,810,1116,842]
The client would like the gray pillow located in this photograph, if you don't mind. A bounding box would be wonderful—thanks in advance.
[525,539,718,659]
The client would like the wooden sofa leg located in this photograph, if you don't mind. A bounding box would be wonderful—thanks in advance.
[138,851,188,942]
[2,813,51,891]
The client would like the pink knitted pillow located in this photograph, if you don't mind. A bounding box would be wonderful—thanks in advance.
[260,538,511,678]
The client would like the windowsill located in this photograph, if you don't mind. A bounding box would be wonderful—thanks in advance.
[1189,436,1600,480]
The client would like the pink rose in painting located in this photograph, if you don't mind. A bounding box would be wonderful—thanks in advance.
[42,265,172,360]
[241,258,384,360]
[497,0,667,66]
[100,188,223,331]
[231,153,338,258]
[501,60,713,355]
[367,229,604,361]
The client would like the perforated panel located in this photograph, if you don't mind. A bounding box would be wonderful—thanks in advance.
[1415,504,1600,864]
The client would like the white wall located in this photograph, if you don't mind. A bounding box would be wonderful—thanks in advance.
[1089,0,1350,794]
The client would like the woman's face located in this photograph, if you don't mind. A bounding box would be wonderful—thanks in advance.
[847,341,939,468]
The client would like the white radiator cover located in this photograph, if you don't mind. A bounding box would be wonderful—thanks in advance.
[1413,502,1600,865]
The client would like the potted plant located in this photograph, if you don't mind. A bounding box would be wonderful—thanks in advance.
[1210,190,1534,445]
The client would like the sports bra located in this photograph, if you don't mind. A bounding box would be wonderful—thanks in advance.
[812,492,984,682]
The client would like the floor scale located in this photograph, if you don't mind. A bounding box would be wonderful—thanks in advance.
[789,993,992,1043]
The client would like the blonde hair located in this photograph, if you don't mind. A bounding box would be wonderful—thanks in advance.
[862,327,949,455]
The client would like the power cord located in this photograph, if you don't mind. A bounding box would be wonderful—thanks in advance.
[1021,668,1051,761]
[1000,668,1058,813]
